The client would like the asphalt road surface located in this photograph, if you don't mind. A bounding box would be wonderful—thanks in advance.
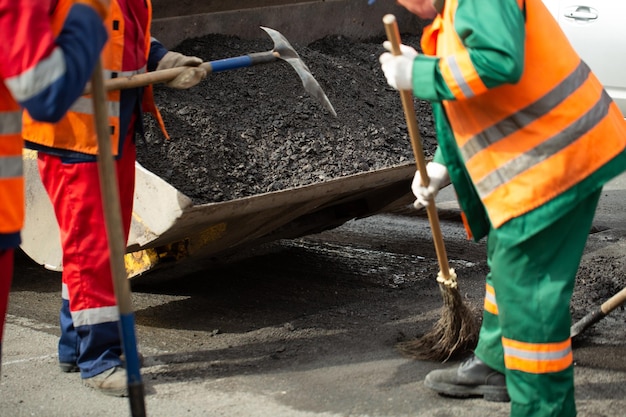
[2,180,626,417]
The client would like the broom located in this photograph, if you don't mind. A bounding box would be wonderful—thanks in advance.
[383,14,479,361]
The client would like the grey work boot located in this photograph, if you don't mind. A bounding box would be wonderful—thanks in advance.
[424,354,510,402]
[83,366,128,397]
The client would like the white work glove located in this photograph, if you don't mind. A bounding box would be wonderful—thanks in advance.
[156,51,206,90]
[411,162,450,209]
[379,42,418,91]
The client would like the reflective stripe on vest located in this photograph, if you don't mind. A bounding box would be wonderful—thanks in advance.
[0,89,25,234]
[21,0,159,156]
[0,109,22,135]
[436,0,487,100]
[68,68,145,118]
[0,155,22,179]
[428,0,626,228]
[502,337,573,374]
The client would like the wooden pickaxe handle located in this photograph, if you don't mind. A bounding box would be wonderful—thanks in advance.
[84,25,336,117]
[83,50,280,94]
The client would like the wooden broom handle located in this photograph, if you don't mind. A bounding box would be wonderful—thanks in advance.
[383,14,452,280]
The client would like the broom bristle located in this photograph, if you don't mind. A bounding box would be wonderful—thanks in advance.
[397,284,480,362]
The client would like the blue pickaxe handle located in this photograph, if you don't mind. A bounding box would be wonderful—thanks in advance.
[206,51,279,72]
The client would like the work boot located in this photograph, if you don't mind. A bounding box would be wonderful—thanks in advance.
[424,354,510,402]
[59,361,79,373]
[60,352,144,373]
[83,366,128,397]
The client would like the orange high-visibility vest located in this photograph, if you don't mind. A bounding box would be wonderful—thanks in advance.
[422,0,626,228]
[22,0,167,157]
[0,86,24,235]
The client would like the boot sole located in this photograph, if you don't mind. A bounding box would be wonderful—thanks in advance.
[83,381,128,397]
[59,362,80,373]
[425,374,510,402]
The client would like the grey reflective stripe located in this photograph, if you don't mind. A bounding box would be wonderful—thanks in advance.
[484,288,497,307]
[0,155,24,179]
[61,282,69,301]
[446,55,475,98]
[504,344,571,361]
[69,67,144,116]
[70,96,121,118]
[0,111,22,135]
[70,305,120,327]
[475,89,612,199]
[461,62,592,162]
[5,47,65,102]
[104,66,146,79]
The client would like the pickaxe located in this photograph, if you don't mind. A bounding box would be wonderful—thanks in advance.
[84,27,337,117]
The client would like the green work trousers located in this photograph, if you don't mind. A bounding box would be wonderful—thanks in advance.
[474,189,602,417]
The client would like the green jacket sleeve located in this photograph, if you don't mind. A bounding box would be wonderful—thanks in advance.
[412,0,526,101]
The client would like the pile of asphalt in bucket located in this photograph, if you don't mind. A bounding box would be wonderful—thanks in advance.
[138,33,436,205]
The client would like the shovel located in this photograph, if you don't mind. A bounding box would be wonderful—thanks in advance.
[571,286,626,339]
[91,60,146,416]
[84,27,337,117]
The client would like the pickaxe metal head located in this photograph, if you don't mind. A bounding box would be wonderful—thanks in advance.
[260,27,337,117]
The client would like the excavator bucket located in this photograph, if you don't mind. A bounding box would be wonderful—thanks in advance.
[20,0,422,278]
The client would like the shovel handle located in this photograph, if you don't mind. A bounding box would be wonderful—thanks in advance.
[383,14,452,281]
[91,59,146,416]
[601,286,626,313]
[83,51,279,94]
[571,286,626,338]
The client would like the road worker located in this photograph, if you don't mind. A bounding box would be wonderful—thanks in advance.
[375,0,626,416]
[0,0,108,378]
[21,0,207,397]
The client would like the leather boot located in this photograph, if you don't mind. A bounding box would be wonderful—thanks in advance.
[83,366,128,397]
[424,354,510,402]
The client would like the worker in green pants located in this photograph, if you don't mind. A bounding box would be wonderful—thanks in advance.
[374,0,626,415]
[474,189,601,416]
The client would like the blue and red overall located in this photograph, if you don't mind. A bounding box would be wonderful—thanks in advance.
[22,0,168,379]
[0,0,107,371]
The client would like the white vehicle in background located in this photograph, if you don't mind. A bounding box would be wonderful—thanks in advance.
[543,0,626,115]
